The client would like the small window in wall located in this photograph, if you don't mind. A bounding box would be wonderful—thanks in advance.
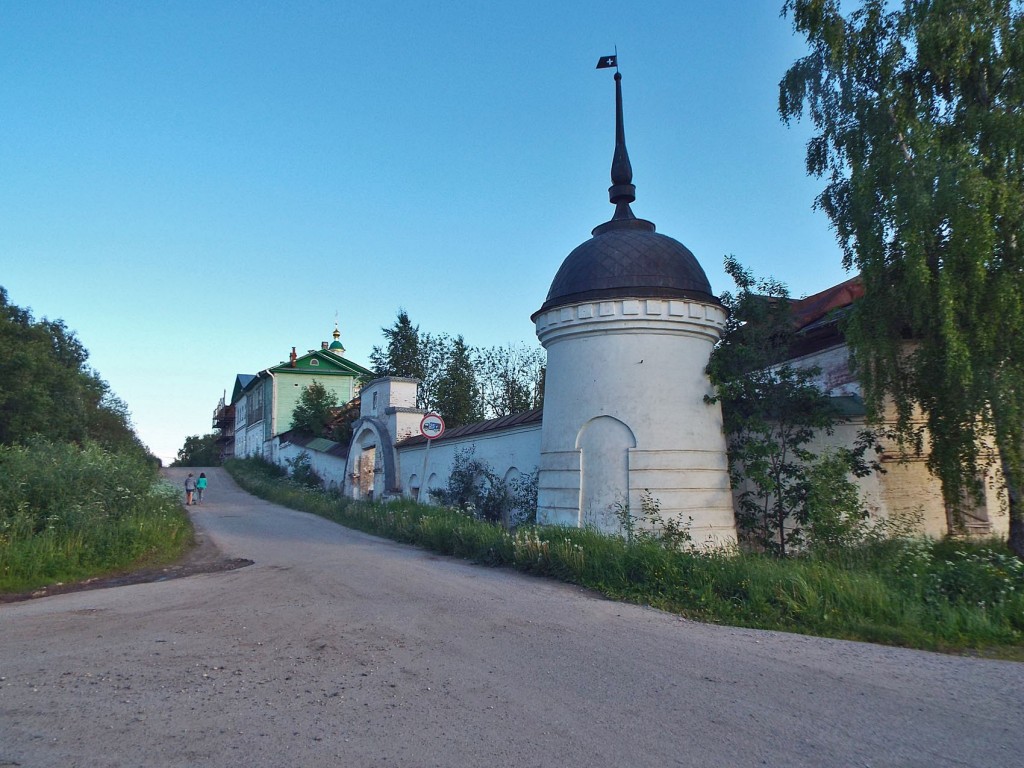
[946,476,991,535]
[309,359,319,366]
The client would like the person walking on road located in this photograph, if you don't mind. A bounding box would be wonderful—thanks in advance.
[195,472,208,505]
[184,473,196,506]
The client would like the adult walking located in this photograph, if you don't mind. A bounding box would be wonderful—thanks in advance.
[184,472,196,505]
[196,472,208,505]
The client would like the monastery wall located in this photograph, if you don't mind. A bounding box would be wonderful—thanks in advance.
[397,424,542,500]
[785,341,1008,539]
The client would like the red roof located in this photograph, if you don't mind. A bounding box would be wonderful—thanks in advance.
[789,276,863,332]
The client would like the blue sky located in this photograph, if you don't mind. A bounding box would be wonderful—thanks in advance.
[1,1,852,464]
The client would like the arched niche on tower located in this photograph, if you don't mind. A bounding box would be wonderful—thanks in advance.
[576,416,636,530]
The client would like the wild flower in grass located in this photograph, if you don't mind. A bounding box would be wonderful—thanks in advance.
[512,529,549,566]
[548,536,586,575]
[888,539,1024,609]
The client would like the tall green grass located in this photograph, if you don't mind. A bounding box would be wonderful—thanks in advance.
[226,457,1024,655]
[0,440,192,592]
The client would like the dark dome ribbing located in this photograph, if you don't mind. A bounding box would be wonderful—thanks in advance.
[535,225,714,316]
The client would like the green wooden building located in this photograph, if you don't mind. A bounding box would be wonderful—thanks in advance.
[232,328,373,459]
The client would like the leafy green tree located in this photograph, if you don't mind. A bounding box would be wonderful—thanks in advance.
[433,335,482,428]
[1,290,86,444]
[707,258,877,556]
[86,390,147,456]
[474,342,546,418]
[781,0,1024,555]
[173,433,221,466]
[417,330,453,412]
[370,312,545,422]
[290,380,339,437]
[803,449,876,556]
[328,401,360,447]
[0,287,142,454]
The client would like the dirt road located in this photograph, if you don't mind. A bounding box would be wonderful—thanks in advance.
[2,467,1022,767]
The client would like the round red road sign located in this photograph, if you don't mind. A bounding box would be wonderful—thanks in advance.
[420,413,445,440]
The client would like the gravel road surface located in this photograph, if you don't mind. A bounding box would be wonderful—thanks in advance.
[2,467,1022,767]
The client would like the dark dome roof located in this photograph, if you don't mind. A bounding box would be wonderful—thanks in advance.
[533,69,718,320]
[533,218,716,318]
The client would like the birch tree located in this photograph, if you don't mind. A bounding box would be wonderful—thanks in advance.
[780,0,1024,554]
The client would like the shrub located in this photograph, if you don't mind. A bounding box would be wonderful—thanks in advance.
[0,439,191,591]
[429,447,537,528]
[803,449,871,556]
[285,451,323,489]
[613,491,693,549]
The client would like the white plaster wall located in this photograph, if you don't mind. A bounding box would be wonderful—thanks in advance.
[801,421,1007,539]
[788,343,1007,539]
[358,378,423,449]
[360,378,418,419]
[392,409,425,445]
[276,441,349,490]
[398,425,542,500]
[241,423,265,459]
[535,297,736,545]
[786,344,861,397]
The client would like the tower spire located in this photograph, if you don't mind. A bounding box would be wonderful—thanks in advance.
[592,65,653,237]
[608,71,636,221]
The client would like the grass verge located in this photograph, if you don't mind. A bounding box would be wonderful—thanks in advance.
[238,458,1021,657]
[0,440,193,593]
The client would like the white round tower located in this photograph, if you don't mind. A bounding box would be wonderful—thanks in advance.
[533,71,736,545]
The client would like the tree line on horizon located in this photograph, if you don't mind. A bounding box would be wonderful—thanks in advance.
[368,309,545,429]
[0,286,149,459]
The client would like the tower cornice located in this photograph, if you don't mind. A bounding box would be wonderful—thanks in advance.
[534,296,726,348]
